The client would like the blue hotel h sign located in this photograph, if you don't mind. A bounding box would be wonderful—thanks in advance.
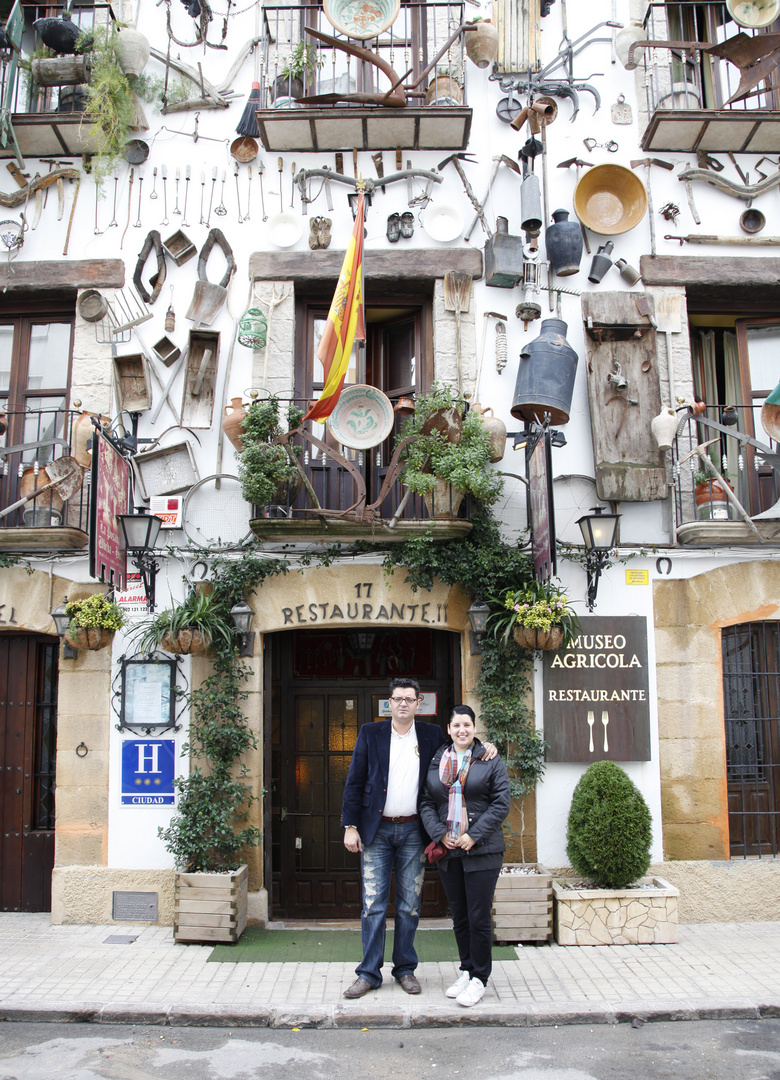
[121,740,176,805]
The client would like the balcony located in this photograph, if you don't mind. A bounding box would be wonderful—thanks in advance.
[0,2,111,163]
[251,1,471,153]
[635,1,780,153]
[672,408,780,545]
[0,408,91,551]
[246,401,475,544]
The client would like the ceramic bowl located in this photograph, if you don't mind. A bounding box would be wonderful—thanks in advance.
[573,164,647,236]
[268,212,303,249]
[422,202,464,242]
[323,0,400,39]
[328,384,395,449]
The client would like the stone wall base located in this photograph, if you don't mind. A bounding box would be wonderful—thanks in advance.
[51,866,271,929]
[553,877,679,945]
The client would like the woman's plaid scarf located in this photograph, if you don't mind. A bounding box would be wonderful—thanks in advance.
[438,745,472,840]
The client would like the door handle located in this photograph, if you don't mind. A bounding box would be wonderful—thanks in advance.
[280,807,313,820]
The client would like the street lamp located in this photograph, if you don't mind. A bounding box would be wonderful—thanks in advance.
[51,600,78,658]
[229,600,256,657]
[576,507,621,611]
[466,598,491,655]
[117,510,162,611]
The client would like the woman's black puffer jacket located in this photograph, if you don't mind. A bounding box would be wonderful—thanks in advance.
[419,739,511,870]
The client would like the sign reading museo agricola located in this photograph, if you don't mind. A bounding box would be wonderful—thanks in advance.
[543,616,650,762]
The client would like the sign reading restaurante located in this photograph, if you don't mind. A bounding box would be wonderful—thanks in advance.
[543,616,651,762]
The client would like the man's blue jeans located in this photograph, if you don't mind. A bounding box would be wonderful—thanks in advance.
[356,818,427,987]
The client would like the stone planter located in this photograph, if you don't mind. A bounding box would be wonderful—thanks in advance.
[553,876,679,946]
[64,626,114,651]
[492,862,552,943]
[513,625,564,650]
[160,629,211,655]
[174,864,248,943]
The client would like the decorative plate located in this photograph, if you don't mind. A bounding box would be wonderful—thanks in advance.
[726,0,780,27]
[268,212,303,249]
[422,202,464,243]
[323,0,400,40]
[328,384,395,449]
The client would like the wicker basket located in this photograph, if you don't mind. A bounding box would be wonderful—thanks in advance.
[512,625,564,651]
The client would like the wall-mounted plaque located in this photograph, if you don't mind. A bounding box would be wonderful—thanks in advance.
[543,615,651,762]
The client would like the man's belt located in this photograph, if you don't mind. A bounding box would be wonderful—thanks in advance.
[382,814,418,823]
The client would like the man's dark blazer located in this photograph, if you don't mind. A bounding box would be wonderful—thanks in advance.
[341,719,446,848]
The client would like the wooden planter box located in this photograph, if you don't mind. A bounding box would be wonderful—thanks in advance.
[553,876,679,946]
[174,864,248,943]
[492,862,552,943]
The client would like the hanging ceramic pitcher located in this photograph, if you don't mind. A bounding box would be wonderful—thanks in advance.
[115,25,151,81]
[471,403,507,462]
[222,397,247,451]
[650,407,679,452]
[465,19,499,68]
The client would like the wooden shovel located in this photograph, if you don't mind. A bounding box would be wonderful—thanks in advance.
[444,271,472,392]
[0,456,83,519]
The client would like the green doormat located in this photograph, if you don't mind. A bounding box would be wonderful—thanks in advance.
[207,928,519,963]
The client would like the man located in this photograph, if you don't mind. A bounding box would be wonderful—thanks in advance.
[341,677,495,999]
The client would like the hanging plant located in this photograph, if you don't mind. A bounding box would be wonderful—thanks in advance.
[78,26,137,184]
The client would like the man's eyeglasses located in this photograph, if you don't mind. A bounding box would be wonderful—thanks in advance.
[389,696,418,705]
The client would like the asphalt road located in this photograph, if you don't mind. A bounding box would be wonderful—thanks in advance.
[0,1020,779,1080]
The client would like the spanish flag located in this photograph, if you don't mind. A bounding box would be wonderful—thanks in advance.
[303,192,366,423]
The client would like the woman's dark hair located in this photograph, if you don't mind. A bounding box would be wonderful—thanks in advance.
[450,704,476,723]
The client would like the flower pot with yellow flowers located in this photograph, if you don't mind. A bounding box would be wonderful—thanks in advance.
[488,579,581,651]
[64,593,125,651]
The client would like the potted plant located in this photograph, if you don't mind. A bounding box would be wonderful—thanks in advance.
[63,592,125,650]
[426,67,463,105]
[489,579,581,651]
[693,469,734,521]
[465,17,498,69]
[237,396,304,512]
[160,645,260,943]
[272,42,323,102]
[554,760,679,945]
[131,589,235,656]
[397,383,502,518]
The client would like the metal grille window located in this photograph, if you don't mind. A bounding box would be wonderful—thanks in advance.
[722,621,780,857]
[33,641,57,830]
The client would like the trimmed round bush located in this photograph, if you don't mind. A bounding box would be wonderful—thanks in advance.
[566,760,652,889]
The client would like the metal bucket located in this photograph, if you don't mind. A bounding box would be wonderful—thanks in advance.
[511,318,578,427]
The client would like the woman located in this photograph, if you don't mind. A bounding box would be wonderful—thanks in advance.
[420,705,510,1008]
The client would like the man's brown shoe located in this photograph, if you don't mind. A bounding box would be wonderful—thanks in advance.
[396,973,421,994]
[343,977,376,999]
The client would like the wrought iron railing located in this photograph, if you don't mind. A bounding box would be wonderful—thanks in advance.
[0,3,113,117]
[247,397,473,525]
[671,406,780,527]
[639,1,780,115]
[257,0,467,111]
[0,407,91,532]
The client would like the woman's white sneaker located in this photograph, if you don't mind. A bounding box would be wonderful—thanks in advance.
[456,977,486,1007]
[445,970,471,998]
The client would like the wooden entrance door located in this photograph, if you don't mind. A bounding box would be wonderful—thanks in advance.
[0,633,58,910]
[268,627,458,919]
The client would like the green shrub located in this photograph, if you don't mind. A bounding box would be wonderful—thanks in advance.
[566,760,651,888]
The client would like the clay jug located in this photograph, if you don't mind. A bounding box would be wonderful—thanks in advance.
[465,19,499,68]
[222,397,247,451]
[20,465,64,526]
[546,209,583,277]
[115,25,150,81]
[471,403,507,463]
[650,407,678,452]
[71,410,109,467]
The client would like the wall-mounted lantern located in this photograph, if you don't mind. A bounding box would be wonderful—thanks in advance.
[576,507,621,611]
